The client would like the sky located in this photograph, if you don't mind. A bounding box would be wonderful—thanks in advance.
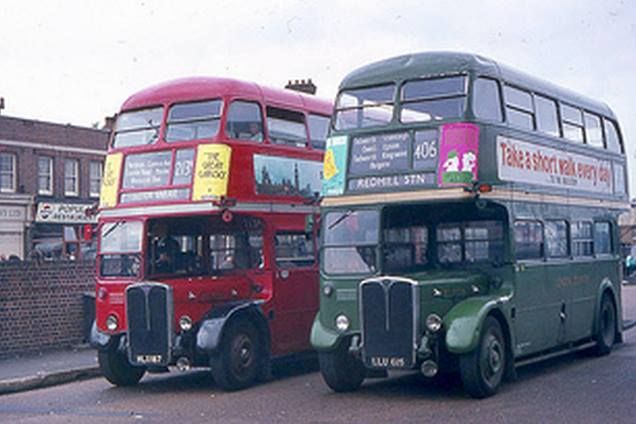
[1,0,635,193]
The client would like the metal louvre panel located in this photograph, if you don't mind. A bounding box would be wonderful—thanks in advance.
[126,283,173,366]
[360,277,418,369]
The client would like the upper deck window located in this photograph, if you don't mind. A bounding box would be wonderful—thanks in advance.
[400,75,467,123]
[266,107,308,147]
[604,118,622,153]
[583,112,603,148]
[504,85,534,130]
[166,100,222,142]
[472,77,502,122]
[561,104,584,143]
[334,84,395,130]
[226,101,264,142]
[308,114,330,150]
[534,94,560,137]
[113,107,163,148]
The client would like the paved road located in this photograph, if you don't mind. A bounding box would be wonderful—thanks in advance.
[1,287,635,424]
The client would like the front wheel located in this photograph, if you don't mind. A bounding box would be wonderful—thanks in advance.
[318,338,365,392]
[594,294,616,356]
[98,349,146,386]
[459,316,506,398]
[210,320,261,391]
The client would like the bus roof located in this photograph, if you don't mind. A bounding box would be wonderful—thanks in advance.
[121,76,332,116]
[339,51,615,119]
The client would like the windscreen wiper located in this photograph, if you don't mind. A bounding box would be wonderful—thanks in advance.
[327,210,353,231]
[102,221,125,239]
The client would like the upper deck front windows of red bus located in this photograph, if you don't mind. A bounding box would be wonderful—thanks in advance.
[334,84,395,130]
[99,221,143,278]
[400,75,467,123]
[225,101,264,142]
[112,107,163,148]
[166,100,222,142]
[266,107,308,147]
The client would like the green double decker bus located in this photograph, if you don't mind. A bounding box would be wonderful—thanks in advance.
[312,52,628,398]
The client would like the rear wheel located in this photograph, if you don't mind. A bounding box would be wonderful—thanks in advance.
[98,349,146,386]
[210,320,261,391]
[594,294,616,356]
[318,339,365,392]
[459,316,506,398]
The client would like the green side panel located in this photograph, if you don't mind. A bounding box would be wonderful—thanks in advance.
[444,296,500,354]
[310,313,342,351]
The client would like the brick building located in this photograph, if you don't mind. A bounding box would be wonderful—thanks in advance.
[0,114,109,259]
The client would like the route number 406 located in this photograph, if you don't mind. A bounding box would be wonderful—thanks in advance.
[414,140,437,160]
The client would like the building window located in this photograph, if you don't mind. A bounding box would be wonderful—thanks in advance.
[0,153,16,193]
[89,161,103,198]
[64,159,79,196]
[38,156,53,195]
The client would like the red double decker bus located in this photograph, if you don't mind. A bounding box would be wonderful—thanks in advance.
[90,77,331,390]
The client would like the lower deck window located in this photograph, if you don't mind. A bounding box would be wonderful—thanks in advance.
[437,221,504,264]
[275,232,315,268]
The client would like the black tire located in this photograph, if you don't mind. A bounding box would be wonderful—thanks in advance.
[210,320,261,391]
[98,349,146,387]
[318,339,365,392]
[459,316,506,399]
[594,294,616,356]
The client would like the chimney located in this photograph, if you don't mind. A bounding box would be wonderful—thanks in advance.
[285,79,317,95]
[103,114,117,131]
[0,97,4,114]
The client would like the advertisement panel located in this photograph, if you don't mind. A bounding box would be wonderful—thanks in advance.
[497,136,612,193]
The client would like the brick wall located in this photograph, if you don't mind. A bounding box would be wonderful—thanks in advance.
[0,260,95,358]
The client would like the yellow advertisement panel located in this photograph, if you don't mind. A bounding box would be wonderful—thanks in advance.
[99,153,123,208]
[192,144,232,201]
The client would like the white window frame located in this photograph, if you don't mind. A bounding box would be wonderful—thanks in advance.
[38,156,53,195]
[0,153,16,193]
[89,161,103,198]
[64,159,79,197]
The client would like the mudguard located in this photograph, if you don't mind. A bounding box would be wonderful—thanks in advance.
[444,295,510,355]
[594,278,623,340]
[310,313,343,351]
[196,300,269,354]
[89,320,115,351]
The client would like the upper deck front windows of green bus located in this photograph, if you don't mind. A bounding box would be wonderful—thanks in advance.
[99,221,143,278]
[322,210,379,275]
[400,75,467,123]
[334,84,395,130]
[112,107,163,148]
[166,100,222,142]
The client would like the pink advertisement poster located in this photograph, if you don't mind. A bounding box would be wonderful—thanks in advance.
[437,123,480,186]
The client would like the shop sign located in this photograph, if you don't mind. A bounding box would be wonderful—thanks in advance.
[36,202,97,224]
[0,205,26,221]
